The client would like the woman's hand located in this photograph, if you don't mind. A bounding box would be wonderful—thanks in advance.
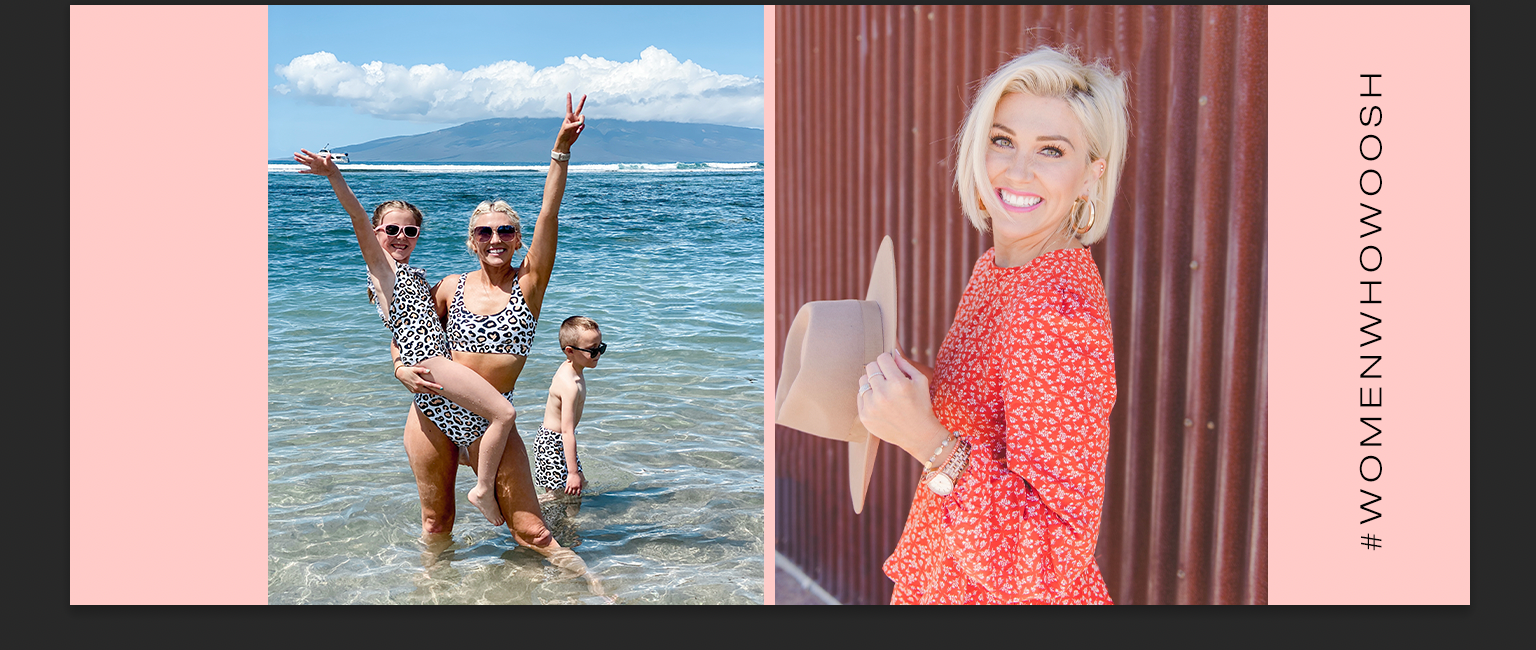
[393,365,443,395]
[857,348,951,463]
[293,149,341,177]
[554,93,587,152]
[894,340,936,381]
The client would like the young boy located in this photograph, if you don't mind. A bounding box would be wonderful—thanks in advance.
[534,316,606,501]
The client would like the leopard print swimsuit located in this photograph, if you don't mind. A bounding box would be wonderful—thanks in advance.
[376,261,450,367]
[534,425,582,491]
[408,270,538,447]
[446,271,537,355]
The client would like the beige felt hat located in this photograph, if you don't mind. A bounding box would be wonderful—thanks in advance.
[775,236,897,514]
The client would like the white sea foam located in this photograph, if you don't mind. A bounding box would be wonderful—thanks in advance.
[267,162,763,174]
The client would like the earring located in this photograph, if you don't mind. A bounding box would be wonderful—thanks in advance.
[1072,198,1097,234]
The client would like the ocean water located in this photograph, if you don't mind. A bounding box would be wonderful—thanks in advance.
[267,162,764,604]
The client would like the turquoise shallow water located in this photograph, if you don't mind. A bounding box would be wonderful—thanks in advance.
[267,162,764,604]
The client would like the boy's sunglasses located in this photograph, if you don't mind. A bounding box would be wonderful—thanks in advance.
[375,224,420,238]
[567,342,608,358]
[473,225,519,242]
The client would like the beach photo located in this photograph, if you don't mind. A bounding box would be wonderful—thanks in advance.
[772,5,1266,604]
[266,6,764,604]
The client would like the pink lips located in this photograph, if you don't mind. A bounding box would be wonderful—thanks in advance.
[996,188,1043,213]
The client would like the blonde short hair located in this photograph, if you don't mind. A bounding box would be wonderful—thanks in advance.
[955,46,1129,245]
[559,315,600,349]
[465,200,522,254]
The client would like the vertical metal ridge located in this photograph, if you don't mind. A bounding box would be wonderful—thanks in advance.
[1211,3,1267,605]
[1179,3,1236,604]
[1248,242,1269,604]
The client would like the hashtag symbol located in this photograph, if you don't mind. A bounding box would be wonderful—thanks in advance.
[1361,534,1381,550]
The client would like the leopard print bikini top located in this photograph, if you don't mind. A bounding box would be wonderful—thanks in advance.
[447,271,536,356]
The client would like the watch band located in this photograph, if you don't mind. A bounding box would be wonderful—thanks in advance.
[939,438,970,479]
[550,149,571,162]
[923,438,970,496]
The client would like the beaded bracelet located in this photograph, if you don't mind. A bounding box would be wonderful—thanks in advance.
[923,433,955,471]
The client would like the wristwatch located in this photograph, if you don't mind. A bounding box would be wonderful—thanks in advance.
[550,149,571,162]
[923,438,971,496]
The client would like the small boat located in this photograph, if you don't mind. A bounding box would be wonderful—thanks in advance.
[319,144,350,164]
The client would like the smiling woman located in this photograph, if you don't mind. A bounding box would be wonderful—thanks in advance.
[979,92,1107,267]
[851,46,1130,604]
[292,148,526,533]
[386,94,595,578]
[956,48,1127,252]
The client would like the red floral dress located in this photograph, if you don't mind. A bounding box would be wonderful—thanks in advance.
[884,247,1117,604]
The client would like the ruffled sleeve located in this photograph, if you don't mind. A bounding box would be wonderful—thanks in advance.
[924,446,1054,600]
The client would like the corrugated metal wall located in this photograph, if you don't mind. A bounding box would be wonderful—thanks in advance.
[773,5,1267,605]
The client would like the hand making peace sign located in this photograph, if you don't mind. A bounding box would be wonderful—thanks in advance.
[555,92,588,152]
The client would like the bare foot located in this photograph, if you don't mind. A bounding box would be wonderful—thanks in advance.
[467,484,505,526]
[546,547,607,599]
[514,530,607,599]
[418,531,455,569]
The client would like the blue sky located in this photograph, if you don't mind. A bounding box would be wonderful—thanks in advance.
[269,6,764,160]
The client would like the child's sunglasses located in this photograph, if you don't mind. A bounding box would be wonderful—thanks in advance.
[375,224,420,238]
[567,342,608,358]
[473,225,519,242]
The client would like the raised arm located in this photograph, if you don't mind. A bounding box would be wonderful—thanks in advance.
[294,149,396,287]
[520,93,587,306]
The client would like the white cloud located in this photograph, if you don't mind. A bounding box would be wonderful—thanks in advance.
[274,47,762,128]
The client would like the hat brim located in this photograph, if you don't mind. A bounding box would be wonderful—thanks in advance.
[865,236,898,358]
[854,235,897,513]
[847,236,898,514]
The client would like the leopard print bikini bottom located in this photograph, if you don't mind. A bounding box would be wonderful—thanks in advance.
[413,389,515,448]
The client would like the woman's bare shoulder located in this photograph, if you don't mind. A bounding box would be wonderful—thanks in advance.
[429,272,460,295]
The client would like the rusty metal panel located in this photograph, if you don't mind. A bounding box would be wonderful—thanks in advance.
[773,5,1267,605]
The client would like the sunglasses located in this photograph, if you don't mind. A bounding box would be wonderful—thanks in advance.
[473,225,519,242]
[375,224,420,238]
[567,342,608,358]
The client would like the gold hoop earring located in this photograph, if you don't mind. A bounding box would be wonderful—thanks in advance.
[1073,198,1097,234]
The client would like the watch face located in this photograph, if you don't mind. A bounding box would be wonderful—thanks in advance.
[927,473,953,496]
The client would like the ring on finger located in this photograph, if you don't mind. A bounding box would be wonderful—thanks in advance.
[868,371,886,381]
[858,383,873,396]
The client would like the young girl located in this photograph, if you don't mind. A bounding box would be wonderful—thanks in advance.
[293,148,518,528]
